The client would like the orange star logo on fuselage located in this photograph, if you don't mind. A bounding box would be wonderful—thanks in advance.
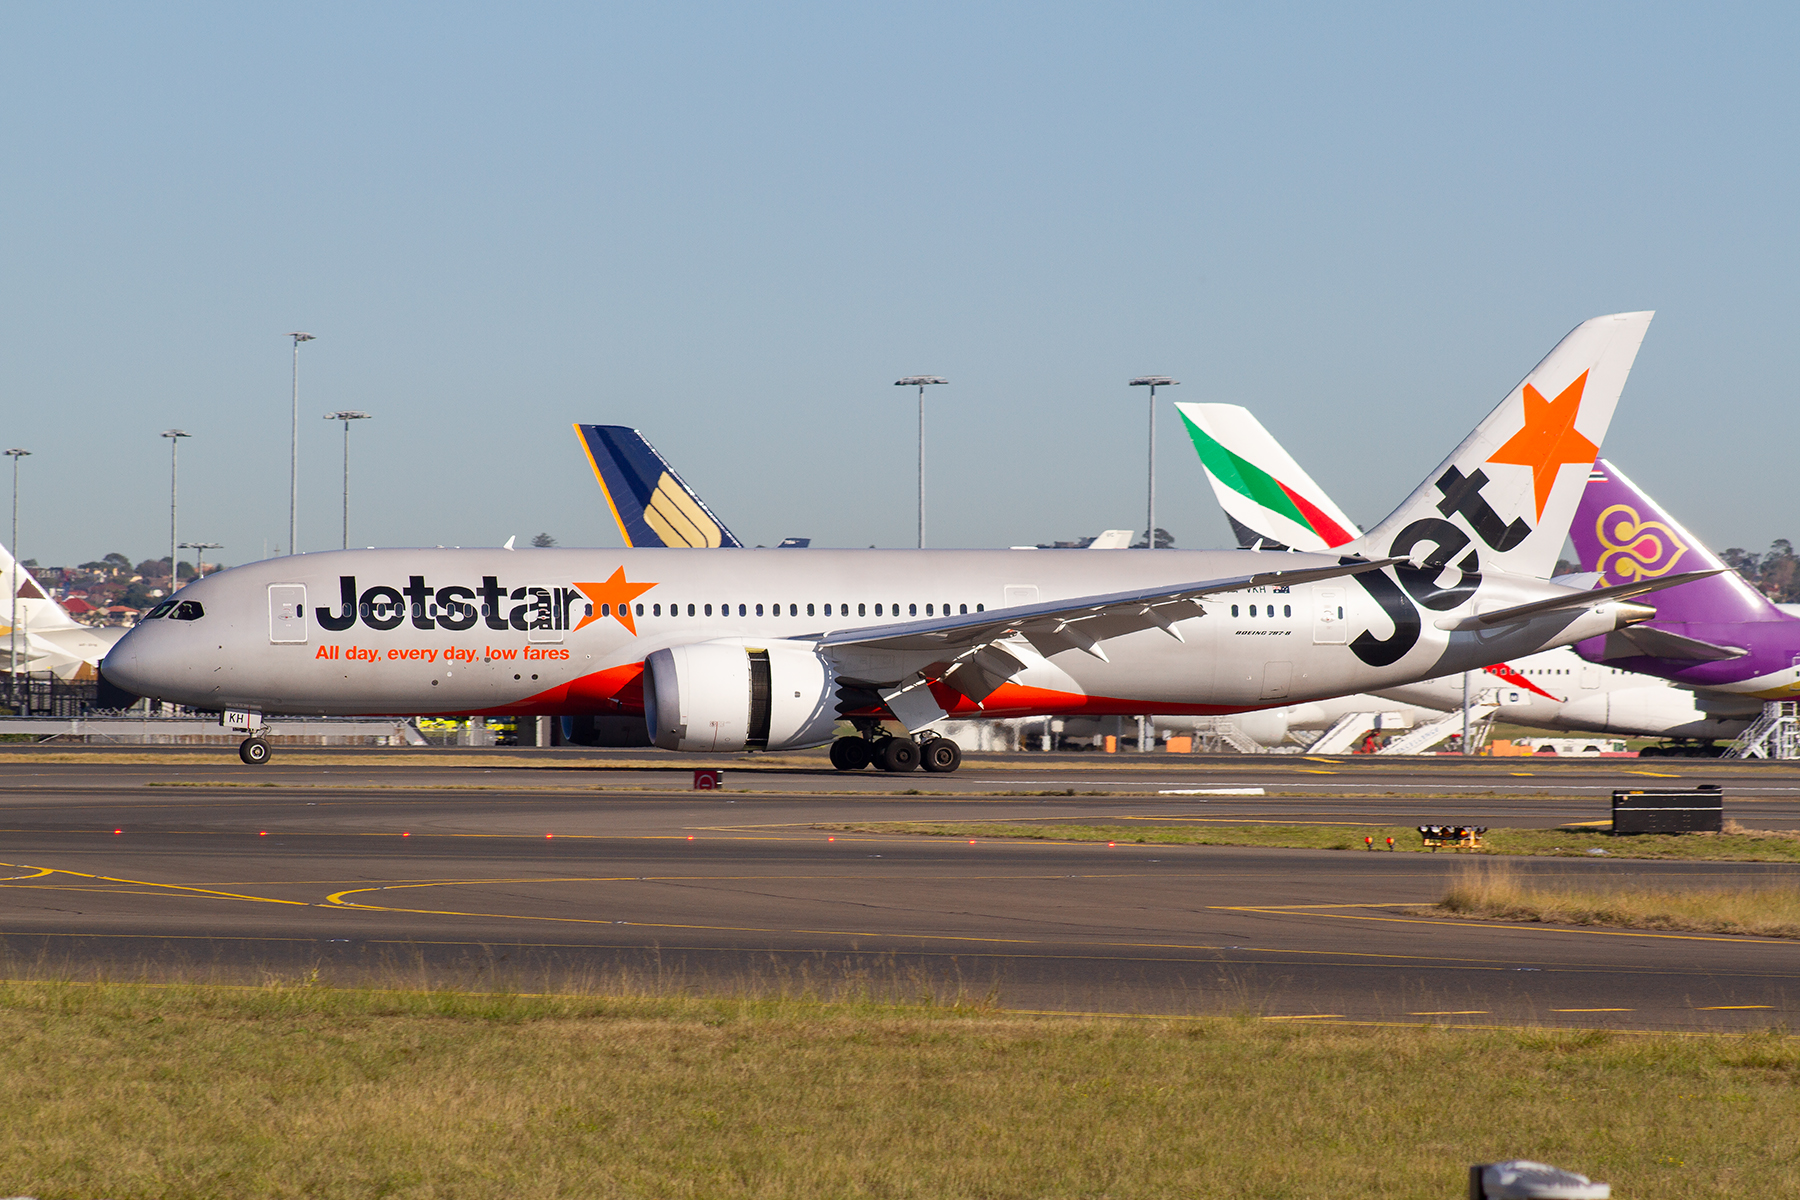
[1486,370,1598,520]
[572,568,658,635]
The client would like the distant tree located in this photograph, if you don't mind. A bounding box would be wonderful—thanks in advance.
[1132,527,1176,550]
[103,552,130,569]
[531,532,557,548]
[19,559,36,568]
[137,558,171,578]
[78,560,111,572]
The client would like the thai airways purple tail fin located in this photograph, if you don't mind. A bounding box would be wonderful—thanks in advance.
[1573,457,1779,624]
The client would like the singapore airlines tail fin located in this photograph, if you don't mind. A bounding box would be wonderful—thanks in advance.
[1342,311,1654,580]
[1175,402,1362,552]
[573,424,744,549]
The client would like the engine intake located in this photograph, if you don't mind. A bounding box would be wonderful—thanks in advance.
[643,640,840,752]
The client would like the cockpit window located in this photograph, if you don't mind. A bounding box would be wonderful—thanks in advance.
[170,600,205,621]
[144,601,178,620]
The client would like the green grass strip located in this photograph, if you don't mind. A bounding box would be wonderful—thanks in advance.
[819,820,1800,861]
[0,980,1796,1198]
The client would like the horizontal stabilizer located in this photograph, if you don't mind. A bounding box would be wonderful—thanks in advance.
[1601,625,1747,662]
[1433,569,1724,632]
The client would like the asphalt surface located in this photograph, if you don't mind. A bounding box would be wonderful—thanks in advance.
[3,745,1798,1030]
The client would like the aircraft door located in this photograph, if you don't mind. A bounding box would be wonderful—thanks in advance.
[514,584,572,644]
[1580,665,1601,689]
[269,585,308,644]
[1313,588,1345,644]
[1261,661,1292,699]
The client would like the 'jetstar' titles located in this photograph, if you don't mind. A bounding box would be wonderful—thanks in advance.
[315,576,599,635]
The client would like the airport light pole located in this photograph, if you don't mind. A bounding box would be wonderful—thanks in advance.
[179,542,223,579]
[162,430,190,592]
[895,376,947,548]
[5,448,28,712]
[287,333,315,555]
[1128,377,1178,549]
[323,410,371,549]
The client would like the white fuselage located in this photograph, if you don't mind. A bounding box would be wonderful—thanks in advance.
[103,547,1640,749]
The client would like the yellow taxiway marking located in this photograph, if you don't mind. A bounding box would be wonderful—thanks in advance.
[1695,1005,1774,1010]
[1408,1010,1488,1016]
[1507,772,1534,776]
[1628,770,1683,778]
[1261,1014,1343,1021]
[0,861,307,906]
[1299,769,1338,775]
[1552,1008,1633,1013]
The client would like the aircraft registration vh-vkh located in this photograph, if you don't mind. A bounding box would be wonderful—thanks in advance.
[103,311,1710,770]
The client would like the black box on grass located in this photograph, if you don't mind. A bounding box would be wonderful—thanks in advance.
[1611,785,1722,834]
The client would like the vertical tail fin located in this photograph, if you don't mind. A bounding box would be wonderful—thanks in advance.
[1573,457,1779,623]
[1,541,77,633]
[1343,311,1653,579]
[1175,402,1362,551]
[573,424,744,549]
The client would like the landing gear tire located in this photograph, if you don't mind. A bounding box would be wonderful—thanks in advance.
[239,737,271,766]
[920,738,962,774]
[875,737,920,773]
[829,737,872,771]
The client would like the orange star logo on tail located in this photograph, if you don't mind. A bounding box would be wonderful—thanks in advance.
[1486,370,1598,519]
[573,567,658,635]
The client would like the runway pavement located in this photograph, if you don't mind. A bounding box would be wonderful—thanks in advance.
[2,745,1798,1030]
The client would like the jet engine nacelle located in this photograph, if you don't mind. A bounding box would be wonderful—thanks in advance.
[643,639,841,753]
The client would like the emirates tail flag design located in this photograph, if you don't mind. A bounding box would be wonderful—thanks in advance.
[1176,403,1361,552]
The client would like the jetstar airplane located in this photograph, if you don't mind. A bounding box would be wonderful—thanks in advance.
[1176,398,1757,747]
[102,311,1705,769]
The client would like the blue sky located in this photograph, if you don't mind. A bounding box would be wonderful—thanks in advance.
[3,3,1795,565]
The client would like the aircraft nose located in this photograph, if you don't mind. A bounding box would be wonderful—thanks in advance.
[99,625,161,699]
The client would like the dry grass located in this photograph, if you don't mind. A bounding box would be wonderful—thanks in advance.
[821,819,1800,861]
[1437,859,1800,938]
[0,980,1796,1199]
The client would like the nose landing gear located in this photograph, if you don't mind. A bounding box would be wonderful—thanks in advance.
[238,736,271,765]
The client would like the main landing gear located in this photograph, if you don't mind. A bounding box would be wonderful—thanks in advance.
[830,732,962,774]
[239,737,271,765]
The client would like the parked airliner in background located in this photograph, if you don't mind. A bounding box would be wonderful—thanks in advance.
[103,312,1704,769]
[1,543,124,681]
[1177,399,1756,749]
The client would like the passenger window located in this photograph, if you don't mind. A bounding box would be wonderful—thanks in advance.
[1249,604,1257,617]
[1284,605,1292,618]
[1337,606,1343,619]
[858,603,866,616]
[653,604,661,616]
[635,603,644,617]
[602,603,611,616]
[755,603,764,616]
[926,603,934,616]
[959,604,967,615]
[874,604,882,616]
[704,604,712,616]
[976,603,984,612]
[1231,605,1239,617]
[823,603,832,616]
[738,604,746,616]
[908,603,917,616]
[789,603,798,616]
[807,603,815,617]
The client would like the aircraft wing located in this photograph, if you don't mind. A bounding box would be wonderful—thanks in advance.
[813,557,1403,716]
